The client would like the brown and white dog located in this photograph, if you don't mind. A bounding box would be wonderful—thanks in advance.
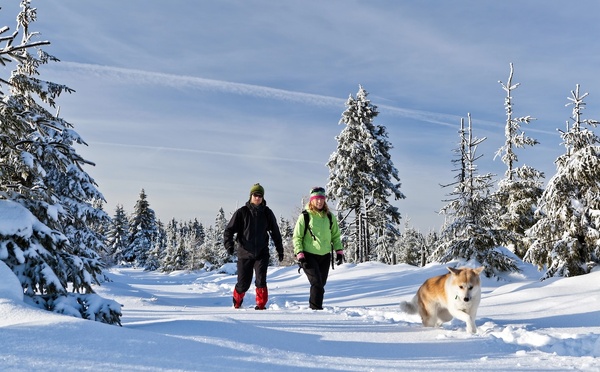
[400,266,484,333]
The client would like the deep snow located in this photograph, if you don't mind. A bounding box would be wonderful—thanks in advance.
[1,259,599,371]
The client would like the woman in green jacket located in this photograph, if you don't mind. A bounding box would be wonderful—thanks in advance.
[293,187,344,310]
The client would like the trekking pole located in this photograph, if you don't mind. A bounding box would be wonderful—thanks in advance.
[330,243,335,270]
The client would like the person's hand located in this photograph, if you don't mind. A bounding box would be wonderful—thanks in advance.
[336,250,344,266]
[296,252,305,263]
[227,247,234,255]
[278,252,284,262]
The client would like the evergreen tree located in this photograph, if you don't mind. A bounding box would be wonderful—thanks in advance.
[145,220,165,271]
[436,115,518,276]
[525,85,600,278]
[162,222,188,272]
[160,219,179,272]
[327,85,405,262]
[397,222,424,266]
[423,230,439,267]
[186,219,205,271]
[209,208,229,268]
[106,204,130,265]
[494,64,544,258]
[373,219,401,264]
[278,215,295,266]
[0,2,120,324]
[126,189,158,267]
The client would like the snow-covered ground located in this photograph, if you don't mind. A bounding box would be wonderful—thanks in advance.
[1,259,599,371]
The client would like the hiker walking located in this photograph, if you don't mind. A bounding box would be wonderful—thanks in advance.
[293,186,344,310]
[224,183,284,310]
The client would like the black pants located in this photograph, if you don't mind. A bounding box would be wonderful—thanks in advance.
[302,252,331,310]
[235,253,270,293]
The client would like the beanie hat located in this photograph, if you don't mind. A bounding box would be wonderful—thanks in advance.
[309,186,326,202]
[250,183,264,196]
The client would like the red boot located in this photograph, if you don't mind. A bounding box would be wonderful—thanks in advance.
[233,288,245,309]
[255,287,268,310]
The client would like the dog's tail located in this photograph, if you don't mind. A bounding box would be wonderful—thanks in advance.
[399,296,418,314]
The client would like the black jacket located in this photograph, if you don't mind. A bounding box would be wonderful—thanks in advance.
[223,200,284,259]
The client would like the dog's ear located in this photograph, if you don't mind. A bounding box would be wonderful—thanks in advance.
[474,266,485,275]
[447,267,460,275]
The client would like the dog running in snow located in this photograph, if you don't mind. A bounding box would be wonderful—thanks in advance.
[400,266,484,333]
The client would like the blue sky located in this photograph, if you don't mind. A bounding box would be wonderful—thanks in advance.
[3,1,600,231]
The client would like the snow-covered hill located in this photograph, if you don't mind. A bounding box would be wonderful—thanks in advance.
[1,260,599,371]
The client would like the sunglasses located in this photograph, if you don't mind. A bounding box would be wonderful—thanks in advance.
[311,187,325,194]
[252,193,263,198]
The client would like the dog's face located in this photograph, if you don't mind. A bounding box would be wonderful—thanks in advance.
[447,267,484,303]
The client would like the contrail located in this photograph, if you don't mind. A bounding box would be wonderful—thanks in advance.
[46,61,465,127]
[85,141,325,165]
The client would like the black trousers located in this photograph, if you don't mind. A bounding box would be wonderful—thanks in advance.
[302,252,331,310]
[235,253,270,293]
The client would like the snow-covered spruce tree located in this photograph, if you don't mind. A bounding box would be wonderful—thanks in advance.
[327,85,405,263]
[209,208,229,268]
[106,204,131,265]
[373,218,401,264]
[0,1,121,324]
[162,221,188,272]
[278,215,295,266]
[184,219,205,271]
[159,219,179,272]
[397,221,425,266]
[126,189,158,268]
[423,229,439,267]
[436,115,518,276]
[494,64,544,258]
[525,85,600,278]
[144,219,165,271]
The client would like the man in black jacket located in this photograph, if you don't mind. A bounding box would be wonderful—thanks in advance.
[223,183,284,310]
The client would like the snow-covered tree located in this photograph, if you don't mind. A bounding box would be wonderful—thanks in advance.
[209,208,229,268]
[159,219,179,272]
[525,85,600,278]
[327,85,405,262]
[185,219,205,271]
[106,204,130,265]
[436,115,518,276]
[494,64,544,258]
[278,215,295,266]
[373,219,401,264]
[397,222,424,266]
[0,1,120,324]
[162,221,188,272]
[145,220,165,271]
[126,189,158,267]
[423,229,439,267]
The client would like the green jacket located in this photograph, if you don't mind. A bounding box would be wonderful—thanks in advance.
[292,206,343,256]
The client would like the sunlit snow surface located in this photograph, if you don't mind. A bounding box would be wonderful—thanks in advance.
[1,260,599,371]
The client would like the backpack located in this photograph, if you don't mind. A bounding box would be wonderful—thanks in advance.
[302,209,332,240]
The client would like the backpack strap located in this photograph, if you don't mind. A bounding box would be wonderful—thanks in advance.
[302,210,314,240]
[302,210,333,240]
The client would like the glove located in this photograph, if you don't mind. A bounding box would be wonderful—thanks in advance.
[278,252,284,262]
[296,252,306,264]
[227,247,234,255]
[335,250,344,266]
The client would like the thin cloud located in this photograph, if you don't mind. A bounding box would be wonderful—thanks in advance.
[48,61,465,128]
[87,141,324,165]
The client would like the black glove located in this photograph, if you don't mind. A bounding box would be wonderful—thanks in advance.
[297,252,308,269]
[335,251,344,266]
[278,252,284,262]
[227,247,234,255]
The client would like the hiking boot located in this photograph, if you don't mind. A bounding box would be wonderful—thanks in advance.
[255,287,268,310]
[233,288,245,309]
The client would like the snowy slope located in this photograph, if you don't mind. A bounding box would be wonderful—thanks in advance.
[1,261,599,371]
